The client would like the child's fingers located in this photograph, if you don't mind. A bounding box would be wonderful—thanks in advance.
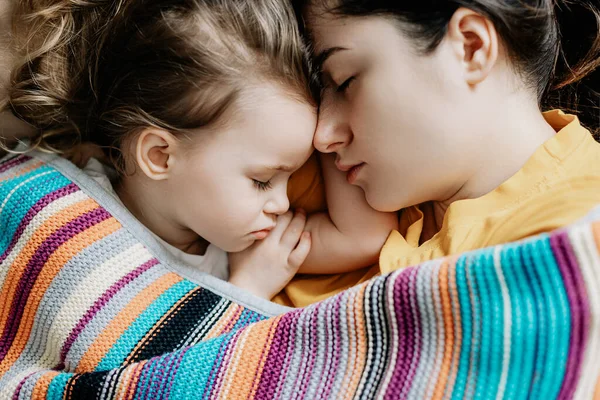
[281,209,306,249]
[288,232,311,269]
[270,211,293,238]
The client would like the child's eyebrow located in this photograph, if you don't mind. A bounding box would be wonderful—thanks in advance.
[268,164,296,172]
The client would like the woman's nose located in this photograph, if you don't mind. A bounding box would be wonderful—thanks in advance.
[313,102,352,153]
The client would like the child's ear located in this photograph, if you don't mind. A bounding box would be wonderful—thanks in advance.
[135,128,179,180]
[446,7,499,85]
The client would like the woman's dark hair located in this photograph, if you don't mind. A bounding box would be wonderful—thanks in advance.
[295,0,600,137]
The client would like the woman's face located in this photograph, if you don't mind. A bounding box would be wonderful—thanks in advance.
[309,13,482,212]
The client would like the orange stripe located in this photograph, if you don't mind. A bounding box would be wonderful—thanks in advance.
[445,256,462,393]
[76,273,182,372]
[344,284,368,400]
[249,317,281,399]
[593,222,600,250]
[0,217,120,375]
[0,160,45,182]
[31,371,60,400]
[0,198,99,337]
[432,261,454,399]
[219,321,272,399]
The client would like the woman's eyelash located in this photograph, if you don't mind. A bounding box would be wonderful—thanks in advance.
[253,179,272,191]
[336,77,355,93]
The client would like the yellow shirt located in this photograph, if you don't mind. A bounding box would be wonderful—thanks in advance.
[278,111,600,307]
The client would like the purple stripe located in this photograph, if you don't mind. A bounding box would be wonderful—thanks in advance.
[165,345,191,399]
[0,183,79,264]
[255,310,301,399]
[0,155,31,174]
[552,232,590,399]
[385,268,416,398]
[399,267,421,397]
[11,370,38,400]
[59,258,160,363]
[0,207,110,361]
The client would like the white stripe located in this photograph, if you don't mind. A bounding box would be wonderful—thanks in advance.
[570,225,600,400]
[493,246,511,400]
[38,243,152,366]
[377,271,400,397]
[0,170,55,215]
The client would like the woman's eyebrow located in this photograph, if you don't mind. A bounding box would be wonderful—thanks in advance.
[314,46,348,71]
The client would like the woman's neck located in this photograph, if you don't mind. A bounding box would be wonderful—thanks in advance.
[431,96,556,232]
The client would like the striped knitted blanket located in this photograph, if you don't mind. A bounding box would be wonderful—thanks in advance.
[1,151,599,399]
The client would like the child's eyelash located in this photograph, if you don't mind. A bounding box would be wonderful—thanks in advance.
[253,179,272,191]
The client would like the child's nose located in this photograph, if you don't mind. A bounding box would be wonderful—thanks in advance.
[265,189,290,216]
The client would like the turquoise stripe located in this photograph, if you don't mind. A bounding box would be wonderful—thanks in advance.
[451,256,472,400]
[169,334,231,399]
[473,248,504,399]
[511,244,538,398]
[473,249,493,399]
[535,237,571,398]
[521,240,548,399]
[0,167,71,252]
[47,372,73,400]
[465,255,481,399]
[501,245,525,399]
[97,279,197,371]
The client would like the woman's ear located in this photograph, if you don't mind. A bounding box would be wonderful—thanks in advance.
[135,128,179,180]
[446,7,499,86]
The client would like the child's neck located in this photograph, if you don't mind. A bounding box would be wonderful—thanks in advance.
[115,178,210,256]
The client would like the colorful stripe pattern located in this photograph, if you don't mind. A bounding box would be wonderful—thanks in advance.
[1,154,600,399]
[0,155,266,398]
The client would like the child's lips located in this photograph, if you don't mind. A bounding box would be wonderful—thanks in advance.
[251,226,274,240]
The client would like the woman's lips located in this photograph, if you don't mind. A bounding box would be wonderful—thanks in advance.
[346,163,364,184]
[335,160,365,184]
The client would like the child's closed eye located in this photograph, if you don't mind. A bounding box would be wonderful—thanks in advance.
[253,179,272,191]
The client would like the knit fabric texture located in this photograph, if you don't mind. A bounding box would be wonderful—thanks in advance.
[1,153,599,399]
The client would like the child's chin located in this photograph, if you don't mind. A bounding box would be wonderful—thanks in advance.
[225,237,256,253]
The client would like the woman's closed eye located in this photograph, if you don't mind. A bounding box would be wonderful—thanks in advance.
[335,76,355,93]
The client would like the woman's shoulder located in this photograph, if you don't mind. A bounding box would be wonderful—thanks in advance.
[484,175,600,246]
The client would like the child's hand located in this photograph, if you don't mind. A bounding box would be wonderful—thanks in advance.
[228,210,311,299]
[62,142,107,168]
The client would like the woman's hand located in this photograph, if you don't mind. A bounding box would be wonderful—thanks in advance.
[228,210,311,299]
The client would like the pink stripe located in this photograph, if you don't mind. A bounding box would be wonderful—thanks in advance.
[0,155,30,174]
[552,232,590,399]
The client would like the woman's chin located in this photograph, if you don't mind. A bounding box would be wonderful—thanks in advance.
[365,188,402,213]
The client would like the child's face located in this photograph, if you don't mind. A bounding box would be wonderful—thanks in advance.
[166,85,316,252]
